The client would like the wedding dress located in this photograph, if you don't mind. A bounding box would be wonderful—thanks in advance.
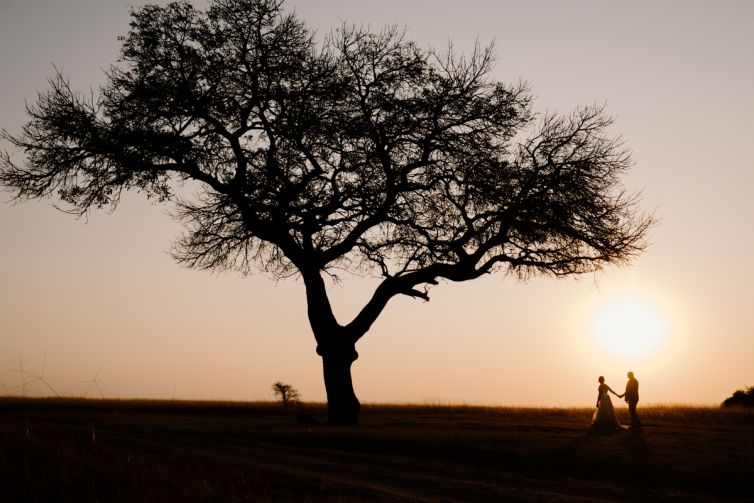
[591,385,624,430]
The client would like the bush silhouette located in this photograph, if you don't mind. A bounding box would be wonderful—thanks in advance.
[272,382,300,408]
[722,386,754,407]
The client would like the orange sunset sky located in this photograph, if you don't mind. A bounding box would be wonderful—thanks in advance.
[1,0,752,406]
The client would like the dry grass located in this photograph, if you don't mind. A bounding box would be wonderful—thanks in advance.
[0,397,751,502]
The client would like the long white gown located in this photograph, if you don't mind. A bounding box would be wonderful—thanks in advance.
[591,385,624,430]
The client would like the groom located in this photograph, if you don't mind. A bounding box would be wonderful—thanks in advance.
[623,371,641,429]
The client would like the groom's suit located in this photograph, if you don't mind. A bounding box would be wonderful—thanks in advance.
[624,377,641,428]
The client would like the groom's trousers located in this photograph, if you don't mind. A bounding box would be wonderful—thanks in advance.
[628,401,641,428]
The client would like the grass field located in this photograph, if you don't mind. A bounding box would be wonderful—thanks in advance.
[0,398,752,502]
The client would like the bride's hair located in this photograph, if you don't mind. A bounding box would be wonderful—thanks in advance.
[598,376,605,383]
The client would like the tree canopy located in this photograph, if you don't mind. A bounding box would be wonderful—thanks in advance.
[1,0,653,424]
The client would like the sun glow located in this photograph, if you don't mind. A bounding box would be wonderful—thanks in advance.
[591,294,667,360]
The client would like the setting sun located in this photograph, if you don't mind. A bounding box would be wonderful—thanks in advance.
[592,295,667,360]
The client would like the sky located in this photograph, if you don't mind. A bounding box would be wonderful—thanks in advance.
[1,0,752,407]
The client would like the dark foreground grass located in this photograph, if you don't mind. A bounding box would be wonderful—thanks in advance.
[0,398,752,502]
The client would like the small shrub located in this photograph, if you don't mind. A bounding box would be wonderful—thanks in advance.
[722,386,754,407]
[271,382,300,409]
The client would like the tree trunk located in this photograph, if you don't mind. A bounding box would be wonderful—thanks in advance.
[318,344,360,425]
[302,270,361,425]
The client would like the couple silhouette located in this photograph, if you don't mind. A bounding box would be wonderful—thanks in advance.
[591,372,641,431]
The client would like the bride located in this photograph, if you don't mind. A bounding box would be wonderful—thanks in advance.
[592,376,625,430]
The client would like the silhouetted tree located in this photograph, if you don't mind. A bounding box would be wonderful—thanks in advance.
[722,386,754,408]
[1,0,653,424]
[272,381,300,408]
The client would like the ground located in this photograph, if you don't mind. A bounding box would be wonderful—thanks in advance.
[1,398,751,501]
